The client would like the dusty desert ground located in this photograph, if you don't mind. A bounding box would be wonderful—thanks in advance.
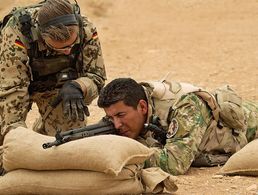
[1,0,258,194]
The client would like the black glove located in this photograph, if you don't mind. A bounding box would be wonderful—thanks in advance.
[53,81,90,121]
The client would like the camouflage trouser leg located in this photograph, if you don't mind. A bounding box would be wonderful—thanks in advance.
[31,92,87,136]
[243,101,258,142]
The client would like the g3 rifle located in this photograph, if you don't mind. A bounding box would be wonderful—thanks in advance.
[42,115,168,149]
[42,117,116,149]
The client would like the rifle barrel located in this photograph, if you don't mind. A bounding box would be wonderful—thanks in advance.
[42,139,63,149]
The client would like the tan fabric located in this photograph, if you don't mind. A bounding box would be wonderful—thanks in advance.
[141,167,178,193]
[213,85,246,131]
[0,145,3,170]
[0,165,178,194]
[0,165,143,195]
[74,77,99,101]
[0,135,3,170]
[219,139,258,176]
[199,120,248,154]
[74,79,88,97]
[31,91,87,136]
[194,91,220,122]
[3,127,154,175]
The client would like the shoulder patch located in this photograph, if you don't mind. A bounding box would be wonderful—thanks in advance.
[167,118,179,138]
[92,32,98,40]
[14,39,25,49]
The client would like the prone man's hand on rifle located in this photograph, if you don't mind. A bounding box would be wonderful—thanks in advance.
[52,80,90,121]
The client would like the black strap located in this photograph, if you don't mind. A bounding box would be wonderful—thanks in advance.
[19,12,33,43]
[69,13,85,72]
[18,11,38,59]
[39,14,78,30]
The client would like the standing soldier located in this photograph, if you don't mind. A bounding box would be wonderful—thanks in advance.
[0,0,106,174]
[97,78,258,175]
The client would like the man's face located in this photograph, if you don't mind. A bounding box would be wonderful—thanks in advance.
[43,26,79,55]
[104,100,148,139]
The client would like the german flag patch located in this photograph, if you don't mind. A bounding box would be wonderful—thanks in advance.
[92,32,98,40]
[14,39,26,49]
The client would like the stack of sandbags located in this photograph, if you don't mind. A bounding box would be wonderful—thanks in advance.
[0,127,178,194]
[219,139,258,176]
[0,166,143,195]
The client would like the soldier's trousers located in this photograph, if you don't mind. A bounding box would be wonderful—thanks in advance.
[0,91,88,175]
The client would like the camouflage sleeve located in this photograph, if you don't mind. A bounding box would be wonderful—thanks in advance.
[243,101,258,142]
[75,17,107,104]
[0,24,31,135]
[145,93,212,175]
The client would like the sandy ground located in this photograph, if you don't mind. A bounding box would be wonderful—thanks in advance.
[1,0,258,194]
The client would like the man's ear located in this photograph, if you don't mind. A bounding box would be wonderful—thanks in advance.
[138,99,148,114]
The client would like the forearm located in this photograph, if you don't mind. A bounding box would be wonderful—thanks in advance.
[76,21,106,103]
[144,93,212,175]
[137,136,194,175]
[75,72,105,104]
[78,41,106,93]
[145,141,196,175]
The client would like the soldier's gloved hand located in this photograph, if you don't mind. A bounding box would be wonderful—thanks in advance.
[54,81,90,121]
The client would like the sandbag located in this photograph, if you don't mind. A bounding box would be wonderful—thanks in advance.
[0,165,143,195]
[219,139,258,176]
[141,167,178,193]
[0,166,178,195]
[3,127,154,175]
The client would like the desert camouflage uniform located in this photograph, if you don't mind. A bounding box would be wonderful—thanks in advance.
[0,5,106,140]
[137,80,258,175]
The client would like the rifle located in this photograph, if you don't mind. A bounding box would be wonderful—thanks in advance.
[42,116,168,149]
[42,117,116,149]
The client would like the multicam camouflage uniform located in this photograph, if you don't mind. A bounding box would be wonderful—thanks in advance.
[138,80,258,175]
[0,4,106,139]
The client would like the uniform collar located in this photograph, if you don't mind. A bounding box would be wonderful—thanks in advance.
[142,84,155,123]
[140,85,155,137]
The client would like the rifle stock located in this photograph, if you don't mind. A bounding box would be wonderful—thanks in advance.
[42,117,116,149]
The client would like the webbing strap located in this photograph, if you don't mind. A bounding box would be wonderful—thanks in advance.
[194,91,220,122]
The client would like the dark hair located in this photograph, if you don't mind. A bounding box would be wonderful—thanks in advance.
[98,78,147,109]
